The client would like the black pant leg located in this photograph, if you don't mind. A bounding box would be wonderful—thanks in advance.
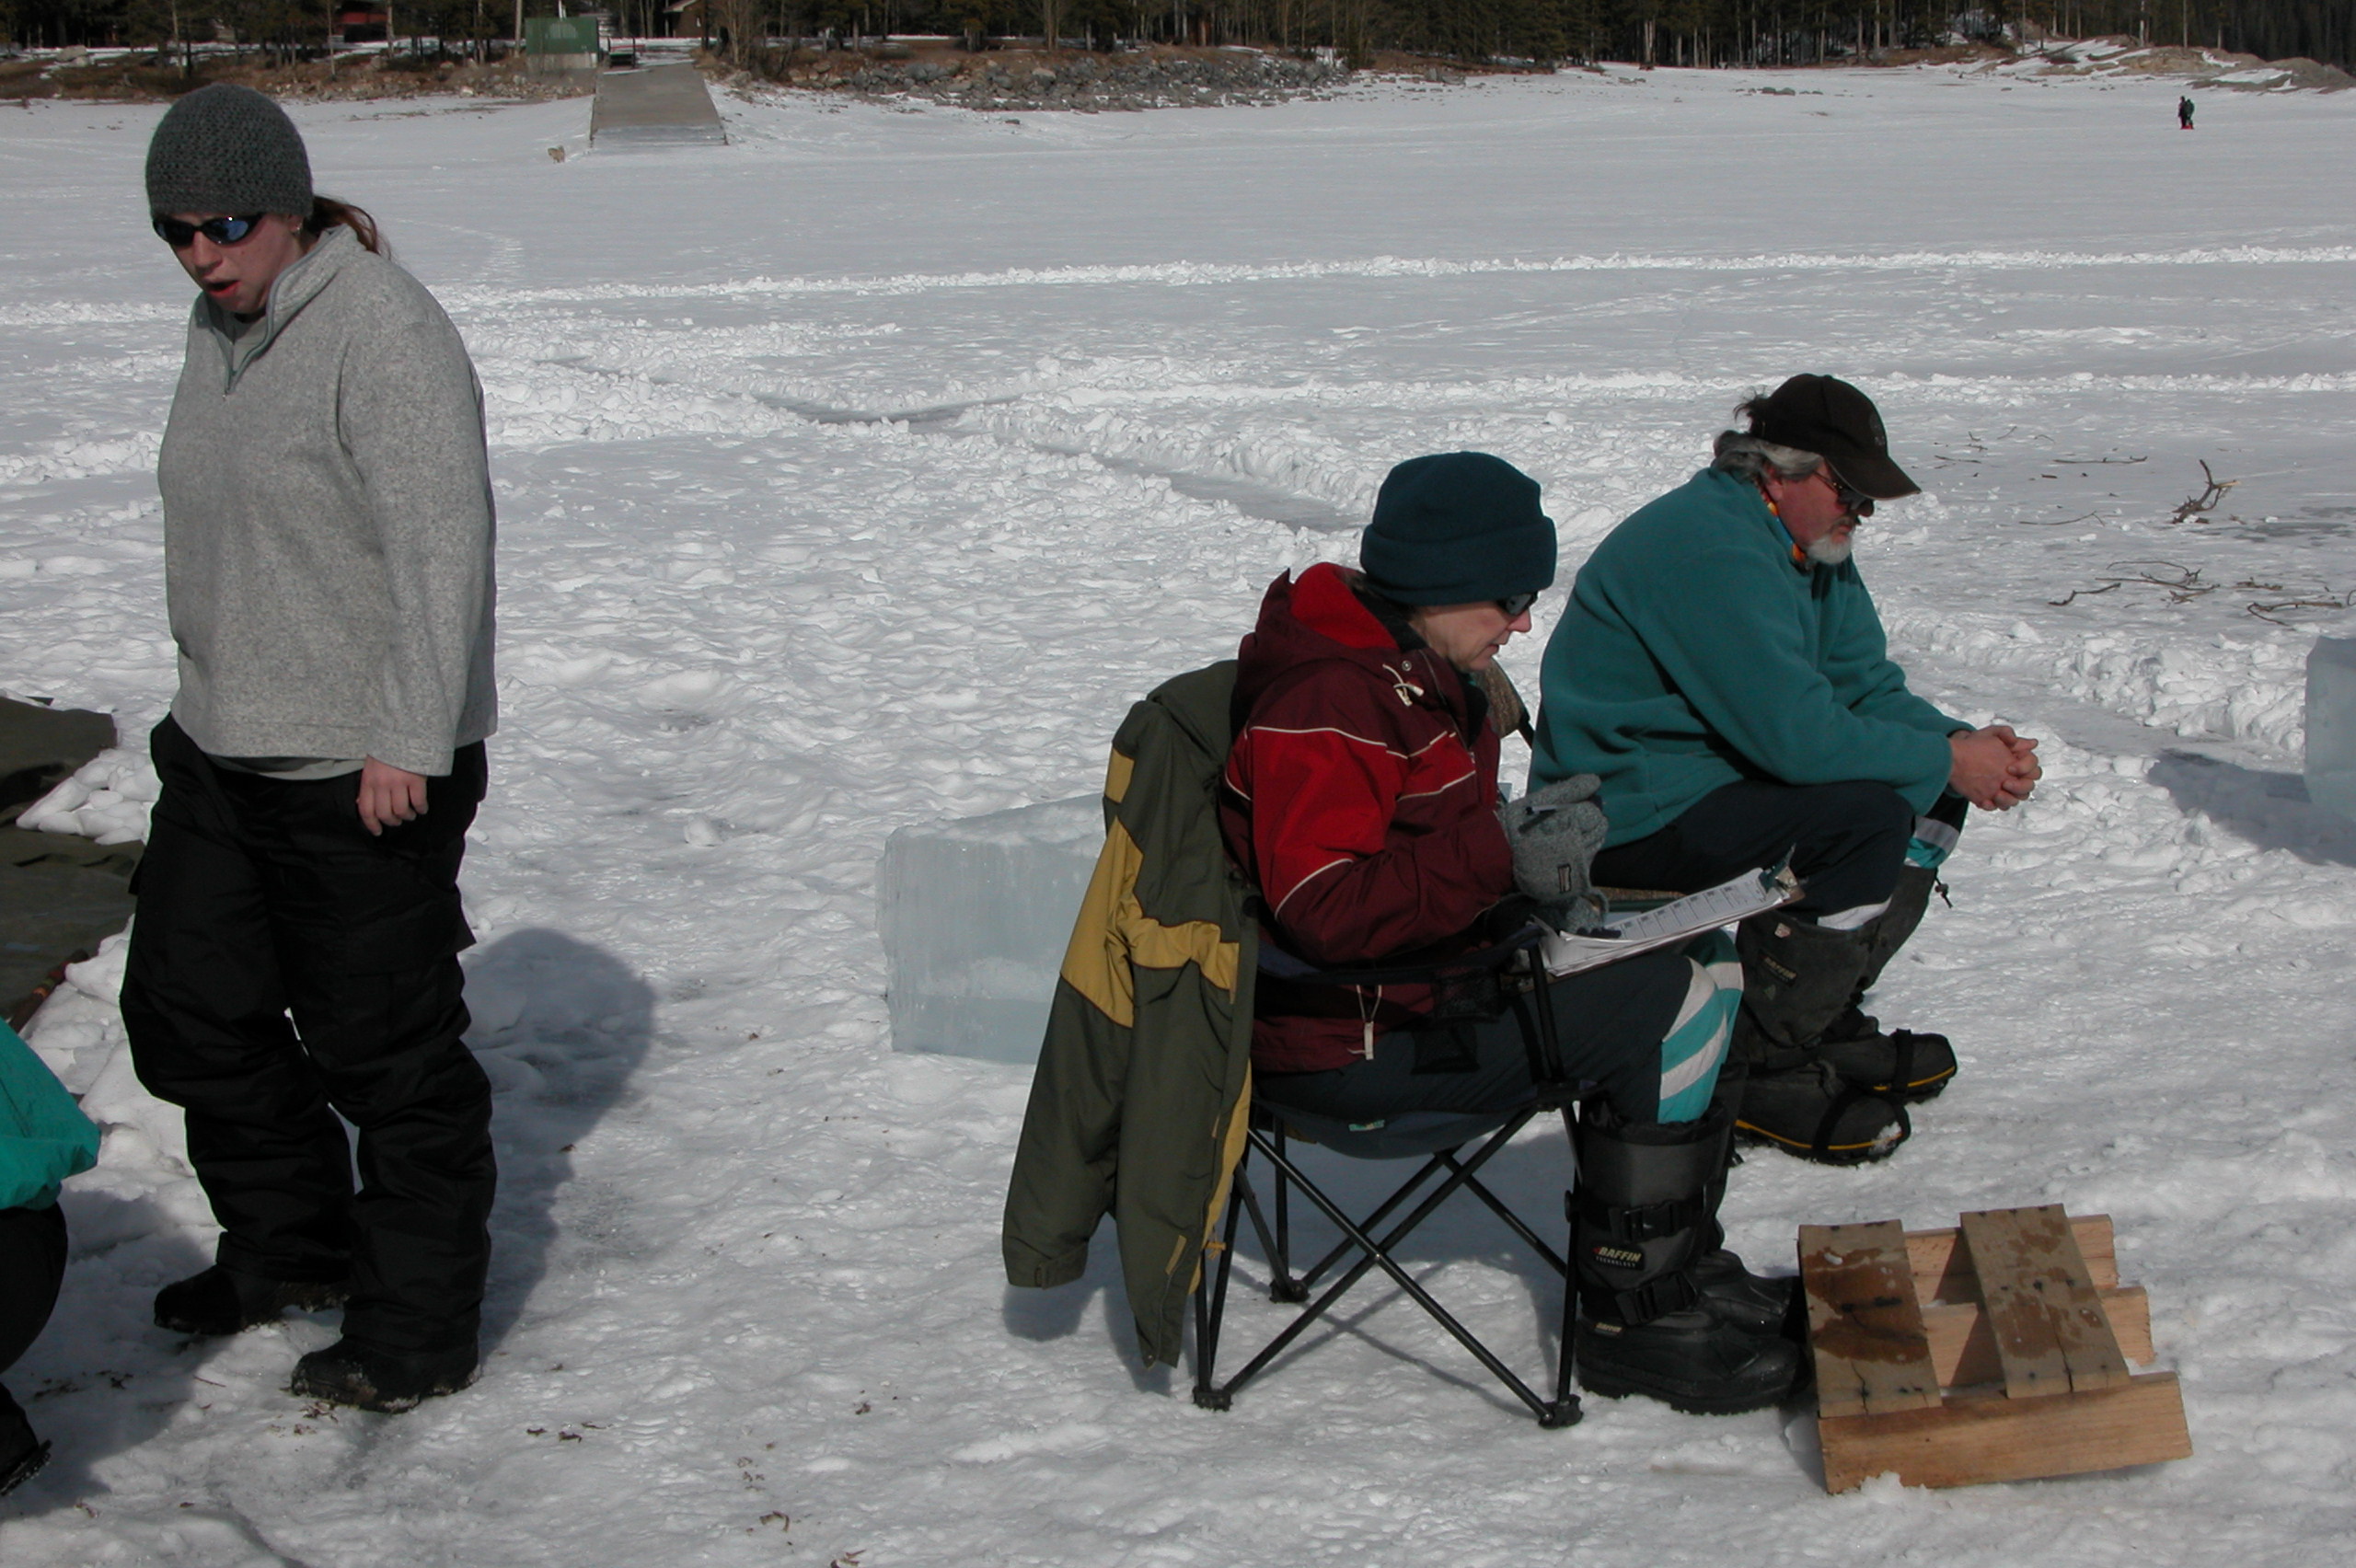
[1591,779,1915,917]
[1257,949,1691,1124]
[257,747,495,1357]
[0,1204,66,1458]
[121,719,354,1284]
[0,1204,67,1375]
[1535,949,1696,1119]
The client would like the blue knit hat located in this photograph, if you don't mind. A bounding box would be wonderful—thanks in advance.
[1360,452,1555,606]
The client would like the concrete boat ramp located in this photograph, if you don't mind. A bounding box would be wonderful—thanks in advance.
[590,63,726,148]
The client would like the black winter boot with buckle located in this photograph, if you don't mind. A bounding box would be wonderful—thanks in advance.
[1569,1102,1805,1414]
[1730,915,1911,1163]
[1685,1080,1799,1337]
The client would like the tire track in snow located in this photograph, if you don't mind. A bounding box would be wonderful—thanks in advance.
[435,242,2356,311]
[9,243,2353,333]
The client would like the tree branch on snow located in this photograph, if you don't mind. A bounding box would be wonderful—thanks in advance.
[2166,460,2238,525]
[2048,559,2354,623]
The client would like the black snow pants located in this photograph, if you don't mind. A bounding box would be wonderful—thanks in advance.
[1256,946,1692,1126]
[0,1203,67,1452]
[121,717,495,1357]
[1590,779,1918,918]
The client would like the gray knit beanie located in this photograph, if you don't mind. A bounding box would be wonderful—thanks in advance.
[144,85,313,218]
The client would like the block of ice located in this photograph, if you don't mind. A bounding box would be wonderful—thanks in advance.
[2306,632,2356,820]
[877,795,1104,1066]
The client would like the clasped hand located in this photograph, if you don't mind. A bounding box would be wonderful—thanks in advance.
[1947,724,2040,812]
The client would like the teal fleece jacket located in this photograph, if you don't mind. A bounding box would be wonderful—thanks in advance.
[2,1021,98,1212]
[1530,467,1959,847]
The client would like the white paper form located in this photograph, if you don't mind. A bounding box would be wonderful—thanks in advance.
[1539,865,1802,976]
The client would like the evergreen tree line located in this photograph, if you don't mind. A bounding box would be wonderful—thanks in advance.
[5,0,2349,75]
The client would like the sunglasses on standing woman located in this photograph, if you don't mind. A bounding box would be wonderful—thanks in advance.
[152,213,267,248]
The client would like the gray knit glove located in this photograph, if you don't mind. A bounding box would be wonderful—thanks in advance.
[1502,774,1608,932]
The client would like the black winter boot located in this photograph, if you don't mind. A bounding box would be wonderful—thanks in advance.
[1815,1013,1956,1103]
[0,1387,48,1498]
[1730,916,1910,1163]
[154,1264,351,1336]
[288,1339,479,1413]
[1686,1086,1798,1336]
[1570,1102,1804,1414]
[1812,866,1958,1101]
[1729,1046,1911,1163]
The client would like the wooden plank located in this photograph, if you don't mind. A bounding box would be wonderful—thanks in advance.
[1799,1221,1941,1419]
[1911,1213,2118,1300]
[1958,1207,2071,1398]
[1819,1372,2192,1493]
[1923,1286,2153,1388]
[1961,1205,2131,1397]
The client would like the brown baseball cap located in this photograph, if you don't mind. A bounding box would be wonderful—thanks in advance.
[1748,375,1920,500]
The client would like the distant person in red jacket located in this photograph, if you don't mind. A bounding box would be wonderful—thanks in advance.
[1218,452,1800,1415]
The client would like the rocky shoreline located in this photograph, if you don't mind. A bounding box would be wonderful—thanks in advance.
[735,44,1352,113]
[0,52,590,104]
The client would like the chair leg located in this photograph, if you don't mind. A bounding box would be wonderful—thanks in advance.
[1440,1150,1567,1277]
[1193,1159,1252,1412]
[1543,1266,1583,1428]
[1550,1104,1584,1425]
[1206,1117,1579,1426]
[1296,1152,1450,1291]
[1234,1175,1302,1306]
[1268,1124,1306,1303]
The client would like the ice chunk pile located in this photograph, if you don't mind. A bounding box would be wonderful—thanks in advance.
[2306,629,2356,819]
[877,795,1103,1066]
[17,747,158,845]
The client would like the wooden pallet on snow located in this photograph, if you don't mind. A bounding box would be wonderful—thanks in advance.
[1801,1205,2191,1493]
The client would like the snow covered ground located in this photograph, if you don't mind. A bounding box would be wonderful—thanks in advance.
[5,59,2356,1566]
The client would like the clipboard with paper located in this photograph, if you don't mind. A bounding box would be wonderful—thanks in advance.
[1539,863,1802,976]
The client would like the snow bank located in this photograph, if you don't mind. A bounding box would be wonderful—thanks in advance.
[17,746,157,845]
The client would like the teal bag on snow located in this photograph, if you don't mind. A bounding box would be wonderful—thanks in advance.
[0,1020,98,1211]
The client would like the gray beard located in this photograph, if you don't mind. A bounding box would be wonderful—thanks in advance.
[1806,535,1854,567]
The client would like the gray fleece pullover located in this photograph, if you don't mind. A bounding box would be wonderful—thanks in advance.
[157,225,497,778]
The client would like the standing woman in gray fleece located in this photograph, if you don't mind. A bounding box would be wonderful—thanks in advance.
[123,85,499,1412]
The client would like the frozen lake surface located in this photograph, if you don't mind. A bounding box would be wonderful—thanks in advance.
[5,58,2355,1566]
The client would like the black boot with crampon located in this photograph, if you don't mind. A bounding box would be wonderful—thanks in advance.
[1728,914,1912,1164]
[1810,864,1958,1102]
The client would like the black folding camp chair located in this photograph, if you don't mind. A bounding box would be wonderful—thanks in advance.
[1191,923,1589,1428]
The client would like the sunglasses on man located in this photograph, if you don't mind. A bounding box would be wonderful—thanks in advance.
[1820,464,1876,518]
[153,213,267,248]
[1496,590,1540,617]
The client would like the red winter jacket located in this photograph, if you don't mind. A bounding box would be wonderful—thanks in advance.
[1219,563,1518,1074]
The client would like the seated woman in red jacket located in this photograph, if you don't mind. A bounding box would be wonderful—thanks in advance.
[1218,452,1797,1414]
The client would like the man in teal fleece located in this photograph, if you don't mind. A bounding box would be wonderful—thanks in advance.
[1531,376,2039,1163]
[3,1020,100,1494]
